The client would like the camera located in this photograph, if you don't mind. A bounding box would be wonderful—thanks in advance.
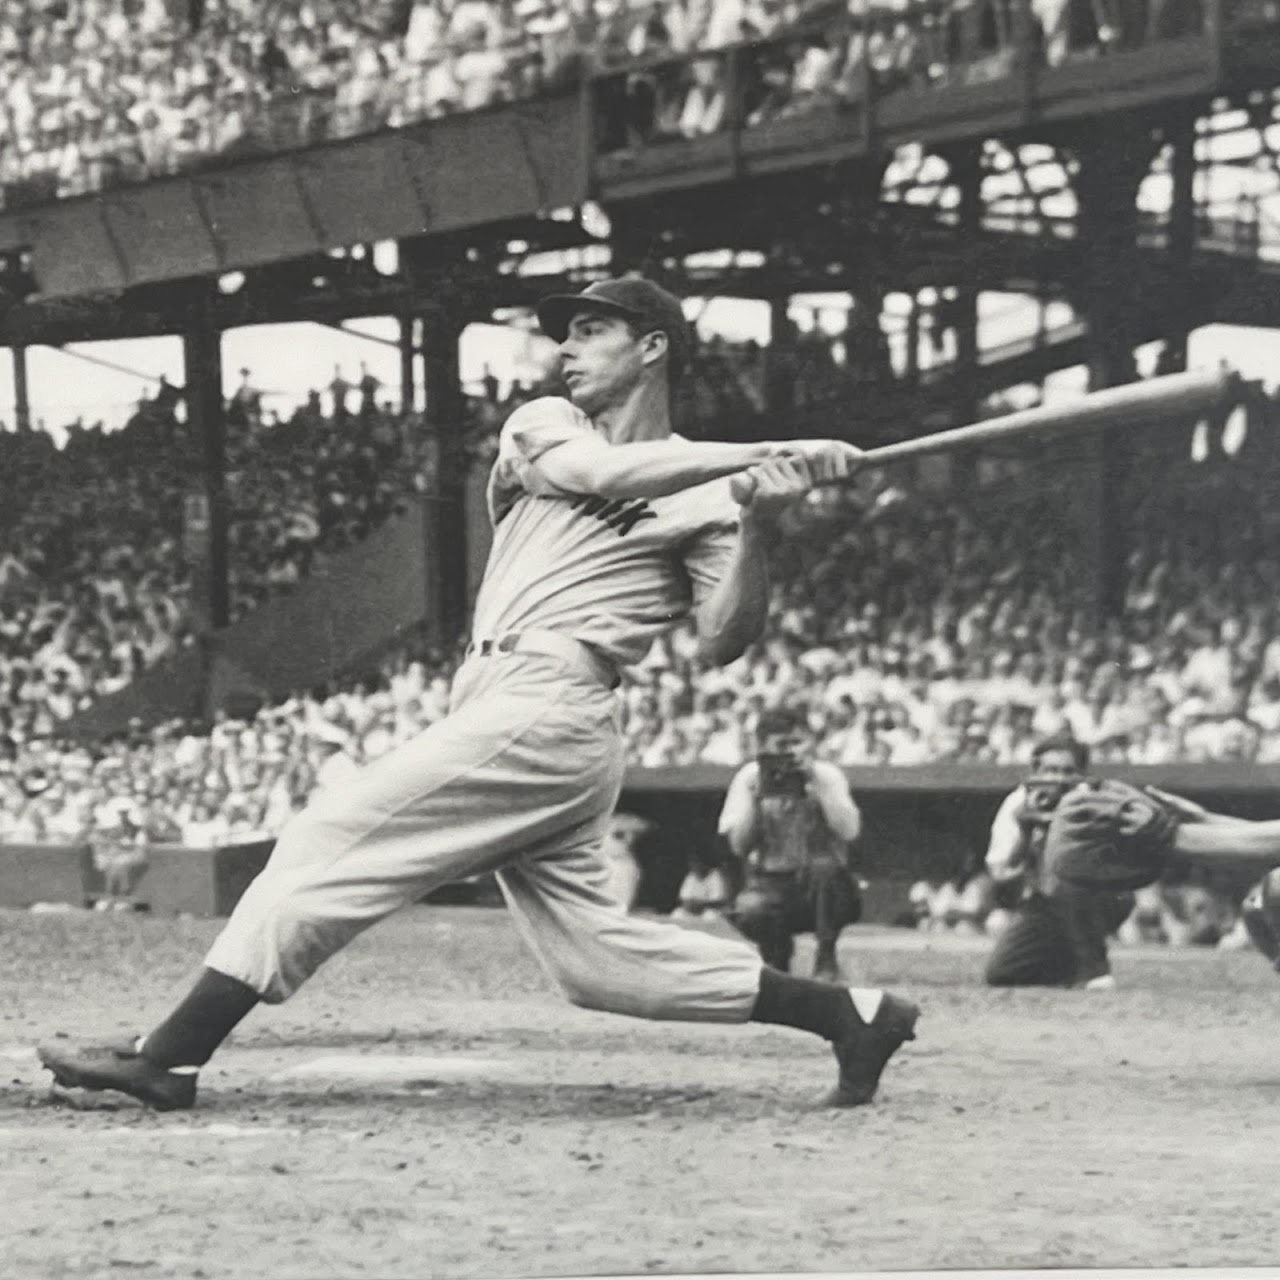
[757,751,808,798]
[1022,778,1070,823]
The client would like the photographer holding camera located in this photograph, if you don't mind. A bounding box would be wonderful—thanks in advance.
[984,731,1135,989]
[718,708,865,981]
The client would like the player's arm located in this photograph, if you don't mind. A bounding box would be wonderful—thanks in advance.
[1148,785,1280,856]
[539,432,780,499]
[1144,786,1255,827]
[508,396,861,501]
[689,506,772,665]
[807,761,863,844]
[717,763,760,859]
[691,454,847,665]
[1171,817,1280,861]
[985,789,1030,882]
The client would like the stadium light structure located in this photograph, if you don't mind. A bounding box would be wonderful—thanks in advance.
[1190,419,1211,462]
[372,241,399,276]
[1222,402,1249,455]
[579,201,612,240]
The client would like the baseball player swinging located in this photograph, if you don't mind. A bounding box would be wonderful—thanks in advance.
[38,277,919,1110]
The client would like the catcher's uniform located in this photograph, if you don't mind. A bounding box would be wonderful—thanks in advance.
[205,398,764,1017]
[984,782,1137,987]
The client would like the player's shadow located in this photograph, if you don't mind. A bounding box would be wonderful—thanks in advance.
[243,1027,493,1051]
[1238,1076,1280,1091]
[203,1080,827,1120]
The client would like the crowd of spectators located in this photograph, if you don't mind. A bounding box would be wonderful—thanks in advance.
[597,0,1210,154]
[0,393,194,750]
[621,423,1280,768]
[0,367,435,751]
[0,633,459,853]
[223,363,436,615]
[904,865,1250,950]
[0,0,1208,208]
[0,0,820,205]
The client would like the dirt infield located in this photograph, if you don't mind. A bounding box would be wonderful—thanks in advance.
[2,905,1278,1279]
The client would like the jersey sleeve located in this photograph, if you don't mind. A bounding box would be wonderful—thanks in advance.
[487,396,595,525]
[985,787,1029,882]
[717,762,759,852]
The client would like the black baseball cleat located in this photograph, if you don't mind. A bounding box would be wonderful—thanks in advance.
[38,1039,197,1111]
[828,992,919,1107]
[812,948,842,985]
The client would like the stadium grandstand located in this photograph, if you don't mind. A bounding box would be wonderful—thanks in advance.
[0,0,1212,209]
[1,0,1279,921]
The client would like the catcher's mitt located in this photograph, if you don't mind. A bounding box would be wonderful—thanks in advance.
[1241,867,1280,973]
[1042,778,1181,892]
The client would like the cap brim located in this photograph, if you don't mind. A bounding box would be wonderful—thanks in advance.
[536,293,646,342]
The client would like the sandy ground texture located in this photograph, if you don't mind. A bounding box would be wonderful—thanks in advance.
[2,904,1279,1279]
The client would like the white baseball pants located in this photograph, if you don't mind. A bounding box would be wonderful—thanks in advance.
[204,649,764,1019]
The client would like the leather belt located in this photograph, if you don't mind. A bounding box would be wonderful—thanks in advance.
[463,629,619,689]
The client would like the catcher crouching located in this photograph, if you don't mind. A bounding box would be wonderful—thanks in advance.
[984,733,1138,989]
[1041,765,1280,978]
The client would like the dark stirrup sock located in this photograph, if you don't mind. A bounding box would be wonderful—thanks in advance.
[140,968,262,1068]
[749,967,858,1042]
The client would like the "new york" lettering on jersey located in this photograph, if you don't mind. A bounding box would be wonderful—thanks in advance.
[567,494,657,537]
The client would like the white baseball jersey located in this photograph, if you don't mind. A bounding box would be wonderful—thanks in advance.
[473,396,741,670]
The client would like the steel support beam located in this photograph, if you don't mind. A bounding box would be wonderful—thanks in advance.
[182,298,229,632]
[11,345,30,432]
[421,307,469,644]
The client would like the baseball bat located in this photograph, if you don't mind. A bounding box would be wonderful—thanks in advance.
[730,368,1242,502]
[856,367,1241,468]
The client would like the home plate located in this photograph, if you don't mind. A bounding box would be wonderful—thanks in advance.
[280,1054,518,1084]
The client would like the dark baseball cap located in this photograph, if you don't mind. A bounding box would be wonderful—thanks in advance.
[536,277,693,373]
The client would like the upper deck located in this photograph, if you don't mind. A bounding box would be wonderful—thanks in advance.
[0,0,1274,314]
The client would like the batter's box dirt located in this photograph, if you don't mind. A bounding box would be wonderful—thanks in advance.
[5,909,1280,1277]
[156,1077,832,1122]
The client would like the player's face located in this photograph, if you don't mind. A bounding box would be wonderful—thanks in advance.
[559,311,648,413]
[1030,748,1081,785]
